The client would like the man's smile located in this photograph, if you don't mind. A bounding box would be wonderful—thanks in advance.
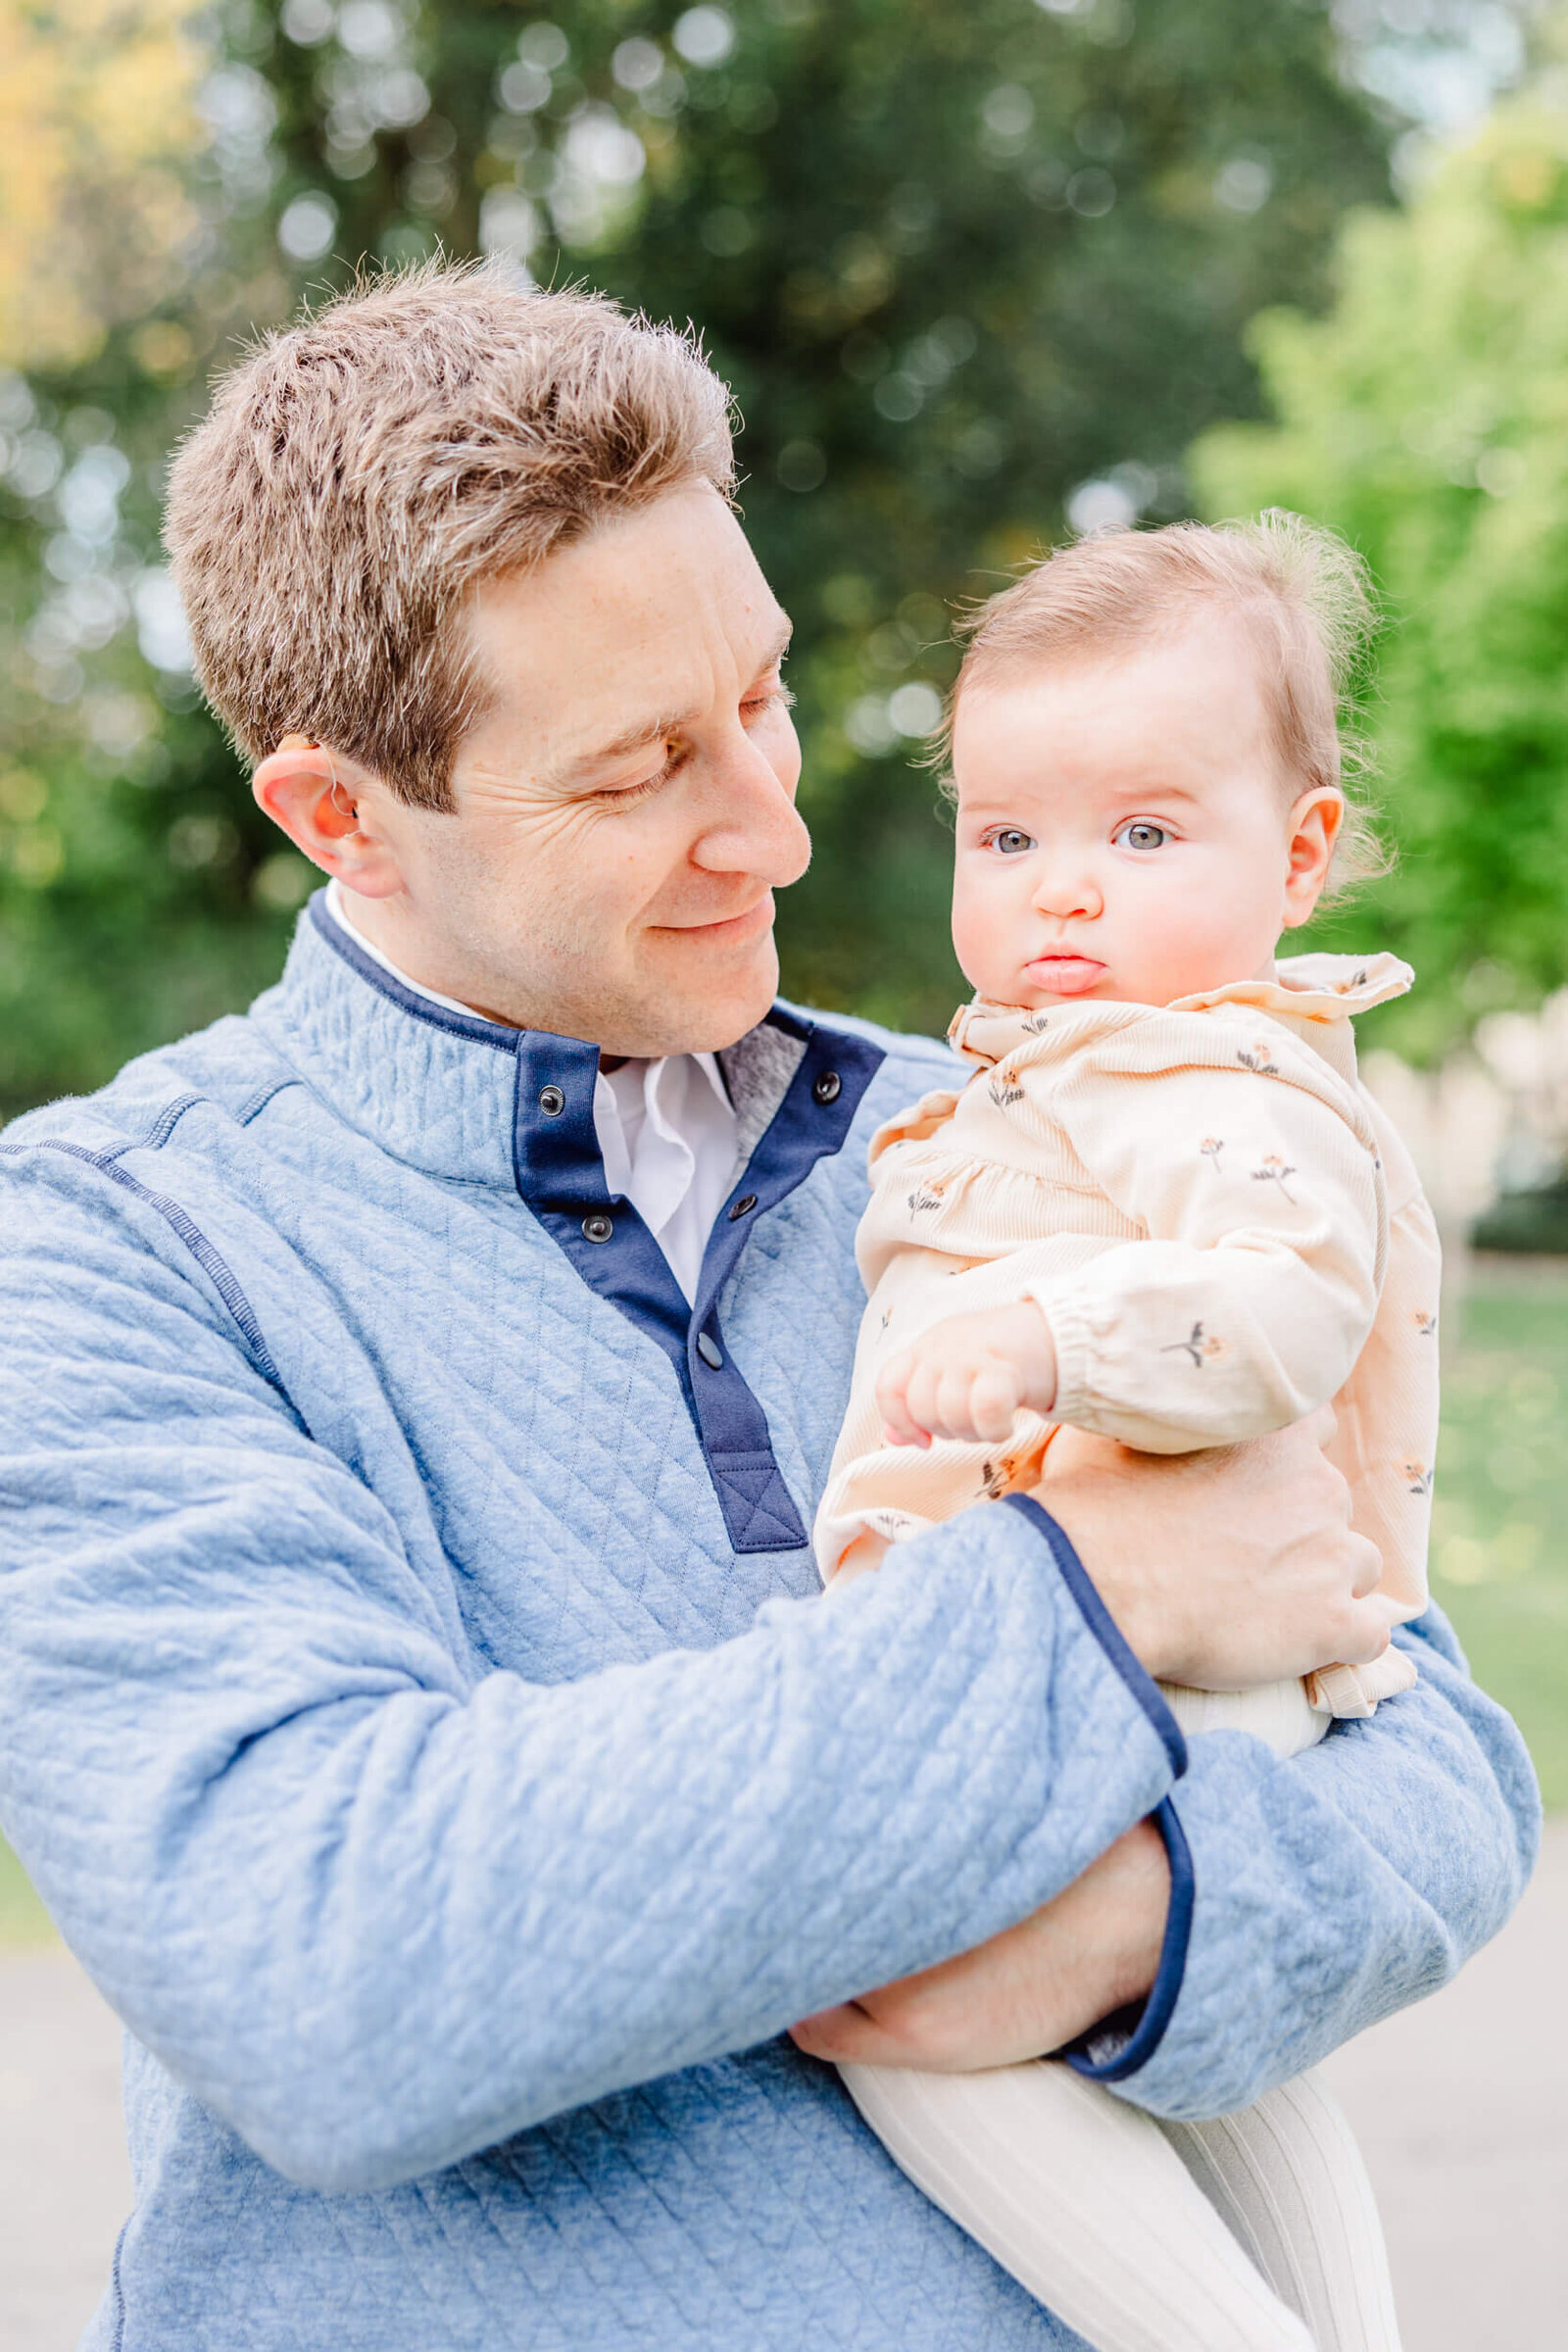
[657,894,775,942]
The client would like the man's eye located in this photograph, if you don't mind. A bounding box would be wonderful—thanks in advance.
[600,751,678,803]
[1115,820,1169,852]
[990,828,1035,856]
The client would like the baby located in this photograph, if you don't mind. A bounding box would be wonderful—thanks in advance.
[813,514,1439,2352]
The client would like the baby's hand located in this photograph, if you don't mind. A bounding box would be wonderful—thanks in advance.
[876,1301,1058,1447]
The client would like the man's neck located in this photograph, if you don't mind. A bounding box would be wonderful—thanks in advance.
[324,881,500,1026]
[324,883,667,1078]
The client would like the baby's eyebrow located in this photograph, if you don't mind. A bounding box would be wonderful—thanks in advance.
[959,779,1211,815]
[1120,783,1205,808]
[1089,781,1212,814]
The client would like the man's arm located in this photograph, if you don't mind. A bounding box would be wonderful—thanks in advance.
[794,1577,1537,2103]
[1108,1601,1538,2117]
[0,1155,1184,2195]
[792,1810,1174,2070]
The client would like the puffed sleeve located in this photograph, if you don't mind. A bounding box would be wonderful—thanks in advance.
[1023,1013,1387,1454]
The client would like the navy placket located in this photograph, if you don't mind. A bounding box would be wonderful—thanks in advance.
[513,1032,692,1364]
[512,1008,884,1554]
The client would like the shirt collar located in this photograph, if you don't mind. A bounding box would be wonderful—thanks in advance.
[326,879,732,1121]
[258,892,879,1206]
[598,1047,732,1127]
[594,1050,736,1217]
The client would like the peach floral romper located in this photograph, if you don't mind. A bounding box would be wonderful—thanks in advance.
[816,952,1440,1744]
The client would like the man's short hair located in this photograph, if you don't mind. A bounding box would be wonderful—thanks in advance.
[165,261,736,810]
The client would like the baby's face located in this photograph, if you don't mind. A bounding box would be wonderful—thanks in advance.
[950,616,1333,1009]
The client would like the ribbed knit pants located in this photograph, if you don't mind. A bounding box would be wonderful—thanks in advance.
[840,1679,1401,2351]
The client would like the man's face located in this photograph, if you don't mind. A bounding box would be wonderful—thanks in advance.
[356,483,809,1055]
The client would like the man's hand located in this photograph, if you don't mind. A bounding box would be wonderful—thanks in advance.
[875,1301,1058,1447]
[1040,1405,1396,1690]
[791,1817,1169,2072]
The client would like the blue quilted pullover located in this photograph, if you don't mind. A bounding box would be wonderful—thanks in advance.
[0,900,1539,2352]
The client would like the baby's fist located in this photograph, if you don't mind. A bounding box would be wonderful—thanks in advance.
[876,1301,1058,1448]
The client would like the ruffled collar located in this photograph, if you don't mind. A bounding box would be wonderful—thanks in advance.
[1168,952,1413,1020]
[949,952,1412,1070]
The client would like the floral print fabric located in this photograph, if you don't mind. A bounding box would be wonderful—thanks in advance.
[815,954,1442,1720]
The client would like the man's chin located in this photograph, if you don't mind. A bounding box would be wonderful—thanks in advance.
[625,939,780,1058]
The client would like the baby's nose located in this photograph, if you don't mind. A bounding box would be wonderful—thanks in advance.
[1032,862,1102,918]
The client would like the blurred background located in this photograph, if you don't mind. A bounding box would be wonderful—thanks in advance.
[2,2,1567,1834]
[3,13,1568,2344]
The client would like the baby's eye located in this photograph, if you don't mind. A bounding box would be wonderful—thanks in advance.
[987,828,1036,857]
[1114,820,1170,852]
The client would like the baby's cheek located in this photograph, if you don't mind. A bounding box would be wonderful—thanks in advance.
[952,870,1022,996]
[1149,875,1277,997]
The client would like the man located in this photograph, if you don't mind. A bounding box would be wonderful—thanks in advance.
[0,266,1536,2350]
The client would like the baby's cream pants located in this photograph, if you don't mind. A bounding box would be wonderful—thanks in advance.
[840,1678,1402,2352]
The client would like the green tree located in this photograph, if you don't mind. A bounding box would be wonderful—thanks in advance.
[1192,74,1568,1060]
[1,0,1398,1109]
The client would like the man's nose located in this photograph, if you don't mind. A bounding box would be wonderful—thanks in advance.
[690,731,811,886]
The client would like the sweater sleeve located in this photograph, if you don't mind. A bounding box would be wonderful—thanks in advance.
[1025,1026,1387,1452]
[0,1151,1183,2196]
[1080,1603,1540,2115]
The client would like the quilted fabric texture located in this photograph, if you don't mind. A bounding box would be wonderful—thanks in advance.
[0,904,1540,2352]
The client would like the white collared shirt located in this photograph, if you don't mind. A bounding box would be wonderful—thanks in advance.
[323,882,738,1301]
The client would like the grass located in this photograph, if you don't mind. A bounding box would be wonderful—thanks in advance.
[0,1826,52,1946]
[0,1262,1562,1945]
[1428,1258,1568,1808]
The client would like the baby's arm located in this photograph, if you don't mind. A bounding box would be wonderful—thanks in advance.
[880,1027,1386,1456]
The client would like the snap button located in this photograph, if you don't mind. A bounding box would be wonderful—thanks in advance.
[581,1212,613,1244]
[727,1193,759,1221]
[538,1084,565,1117]
[696,1332,723,1369]
[812,1070,842,1105]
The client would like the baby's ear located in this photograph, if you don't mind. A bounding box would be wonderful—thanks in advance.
[1281,787,1344,927]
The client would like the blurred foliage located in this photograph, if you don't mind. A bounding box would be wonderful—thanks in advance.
[0,0,1421,1106]
[0,1,204,372]
[1194,65,1568,1063]
[1471,1172,1568,1252]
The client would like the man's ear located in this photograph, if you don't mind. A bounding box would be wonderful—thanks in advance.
[1280,787,1345,930]
[251,736,404,899]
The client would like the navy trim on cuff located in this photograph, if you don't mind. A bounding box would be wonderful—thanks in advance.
[1063,1794,1195,2084]
[1003,1493,1187,1780]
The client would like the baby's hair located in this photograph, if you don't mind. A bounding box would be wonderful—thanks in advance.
[945,512,1388,897]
